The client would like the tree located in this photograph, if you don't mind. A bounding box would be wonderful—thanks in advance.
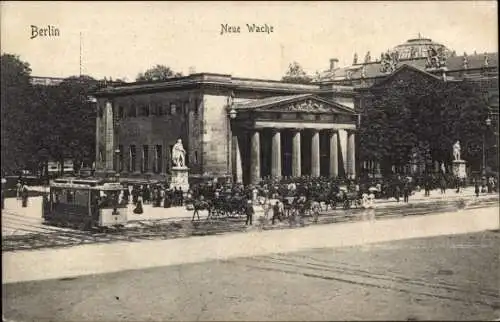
[136,64,183,81]
[359,73,489,175]
[282,61,313,84]
[1,54,36,174]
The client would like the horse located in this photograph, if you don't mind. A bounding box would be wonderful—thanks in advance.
[191,198,212,221]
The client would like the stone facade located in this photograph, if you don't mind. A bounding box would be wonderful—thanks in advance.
[92,74,357,184]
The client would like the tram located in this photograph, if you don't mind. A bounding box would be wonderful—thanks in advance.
[42,177,128,230]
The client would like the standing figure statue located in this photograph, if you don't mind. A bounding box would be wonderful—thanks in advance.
[172,139,186,167]
[453,140,461,161]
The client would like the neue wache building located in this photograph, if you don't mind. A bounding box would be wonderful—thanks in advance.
[92,37,498,184]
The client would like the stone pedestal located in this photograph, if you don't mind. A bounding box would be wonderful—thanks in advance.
[452,160,467,179]
[170,167,190,191]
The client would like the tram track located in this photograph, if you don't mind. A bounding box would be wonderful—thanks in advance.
[2,198,498,252]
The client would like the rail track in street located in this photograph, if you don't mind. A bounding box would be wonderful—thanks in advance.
[2,197,498,253]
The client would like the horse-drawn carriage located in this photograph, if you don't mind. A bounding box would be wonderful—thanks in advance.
[189,190,247,221]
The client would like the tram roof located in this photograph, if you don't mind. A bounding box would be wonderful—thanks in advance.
[50,177,123,190]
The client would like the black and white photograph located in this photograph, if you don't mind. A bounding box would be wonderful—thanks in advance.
[1,1,499,321]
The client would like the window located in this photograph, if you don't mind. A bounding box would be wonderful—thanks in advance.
[142,145,149,173]
[194,98,199,116]
[184,101,190,116]
[128,104,137,117]
[139,104,149,117]
[118,105,124,119]
[129,145,136,172]
[170,103,176,115]
[194,151,198,164]
[155,145,162,173]
[118,145,124,172]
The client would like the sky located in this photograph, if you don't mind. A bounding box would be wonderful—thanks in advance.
[1,1,498,81]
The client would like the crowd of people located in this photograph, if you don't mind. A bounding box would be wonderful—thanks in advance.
[116,173,499,220]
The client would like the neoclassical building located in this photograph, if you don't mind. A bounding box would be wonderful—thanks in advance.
[93,75,358,184]
[92,36,498,183]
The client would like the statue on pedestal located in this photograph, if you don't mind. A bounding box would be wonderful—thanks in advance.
[172,139,186,168]
[453,140,461,161]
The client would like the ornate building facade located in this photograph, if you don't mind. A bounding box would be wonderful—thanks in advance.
[92,75,358,184]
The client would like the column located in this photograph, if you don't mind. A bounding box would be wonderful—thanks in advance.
[271,130,282,179]
[104,101,114,172]
[311,130,320,177]
[292,129,301,177]
[95,105,100,170]
[250,130,261,184]
[347,130,356,179]
[232,135,243,183]
[329,130,339,178]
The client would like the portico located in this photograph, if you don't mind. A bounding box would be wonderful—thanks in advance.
[229,94,358,184]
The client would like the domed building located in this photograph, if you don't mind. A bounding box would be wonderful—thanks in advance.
[317,36,498,178]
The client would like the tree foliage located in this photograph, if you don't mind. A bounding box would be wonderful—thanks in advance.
[136,64,183,81]
[359,71,489,174]
[1,53,99,175]
[1,54,34,174]
[282,61,313,84]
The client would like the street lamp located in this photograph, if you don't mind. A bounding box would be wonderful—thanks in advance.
[482,117,492,176]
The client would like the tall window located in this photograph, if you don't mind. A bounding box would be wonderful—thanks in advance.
[155,145,162,173]
[129,145,136,172]
[170,103,176,115]
[140,104,149,117]
[118,105,124,119]
[128,104,137,117]
[194,98,199,116]
[118,145,124,172]
[142,145,149,173]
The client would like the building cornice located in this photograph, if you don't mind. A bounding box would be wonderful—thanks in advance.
[92,73,354,97]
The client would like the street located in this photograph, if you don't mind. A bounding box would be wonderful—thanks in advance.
[3,230,499,321]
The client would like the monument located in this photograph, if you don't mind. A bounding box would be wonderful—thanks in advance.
[452,140,467,179]
[170,138,190,191]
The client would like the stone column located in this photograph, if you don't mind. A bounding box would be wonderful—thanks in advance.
[329,130,339,178]
[292,129,301,178]
[250,130,261,184]
[271,130,282,179]
[347,130,356,179]
[104,101,114,172]
[311,130,320,177]
[232,135,243,183]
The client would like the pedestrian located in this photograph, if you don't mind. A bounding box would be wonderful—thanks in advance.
[133,196,144,214]
[403,182,410,203]
[395,184,401,203]
[123,187,130,204]
[1,187,4,210]
[16,180,22,200]
[178,187,184,206]
[474,180,480,198]
[272,201,282,225]
[21,185,29,208]
[245,199,254,226]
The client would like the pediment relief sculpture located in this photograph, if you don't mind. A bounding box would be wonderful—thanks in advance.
[286,100,327,112]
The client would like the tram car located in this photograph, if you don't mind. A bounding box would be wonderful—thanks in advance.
[42,177,128,230]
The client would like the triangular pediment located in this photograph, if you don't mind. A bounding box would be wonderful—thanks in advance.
[233,94,355,114]
[371,64,443,89]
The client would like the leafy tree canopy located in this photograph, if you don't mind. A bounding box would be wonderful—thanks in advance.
[282,61,313,84]
[136,64,183,81]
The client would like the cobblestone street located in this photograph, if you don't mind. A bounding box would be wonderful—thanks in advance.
[3,230,499,321]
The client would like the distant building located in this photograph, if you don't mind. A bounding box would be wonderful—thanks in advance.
[30,76,65,86]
